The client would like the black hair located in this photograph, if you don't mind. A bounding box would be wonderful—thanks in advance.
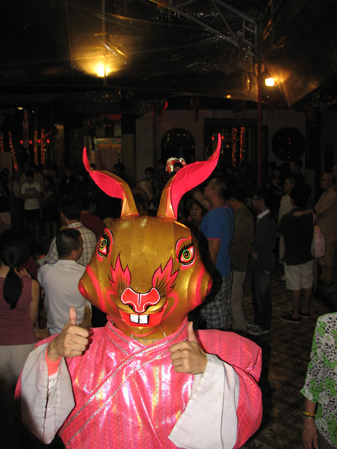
[173,162,183,170]
[208,177,228,199]
[43,174,54,185]
[290,184,312,208]
[56,229,81,258]
[51,164,60,177]
[145,167,155,174]
[58,195,82,221]
[254,187,275,210]
[0,230,30,309]
[189,199,207,217]
[224,183,247,203]
[291,158,302,170]
[25,170,34,178]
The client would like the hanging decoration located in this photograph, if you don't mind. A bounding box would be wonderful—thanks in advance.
[239,127,246,165]
[41,129,46,166]
[22,108,29,149]
[34,130,39,166]
[231,127,237,167]
[8,131,18,171]
[0,132,4,153]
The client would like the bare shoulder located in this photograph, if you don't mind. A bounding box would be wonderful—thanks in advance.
[31,279,40,290]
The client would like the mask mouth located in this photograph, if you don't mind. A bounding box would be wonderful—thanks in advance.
[119,302,168,328]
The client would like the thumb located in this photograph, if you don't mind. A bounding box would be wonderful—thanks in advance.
[68,307,77,325]
[187,321,197,342]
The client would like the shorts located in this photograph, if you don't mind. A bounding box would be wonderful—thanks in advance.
[199,273,233,330]
[285,259,314,290]
[25,208,40,223]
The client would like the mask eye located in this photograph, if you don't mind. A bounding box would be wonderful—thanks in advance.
[97,230,112,258]
[178,244,195,266]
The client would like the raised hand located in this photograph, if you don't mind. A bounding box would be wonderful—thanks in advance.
[47,307,90,362]
[169,322,208,375]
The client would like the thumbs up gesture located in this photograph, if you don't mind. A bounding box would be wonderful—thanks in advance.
[47,307,90,362]
[169,322,208,375]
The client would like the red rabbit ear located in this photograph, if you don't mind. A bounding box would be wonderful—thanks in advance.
[157,134,221,219]
[82,149,138,217]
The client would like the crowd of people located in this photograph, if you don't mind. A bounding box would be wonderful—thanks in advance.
[0,154,336,449]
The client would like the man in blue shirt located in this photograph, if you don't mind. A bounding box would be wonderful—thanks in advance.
[199,177,234,330]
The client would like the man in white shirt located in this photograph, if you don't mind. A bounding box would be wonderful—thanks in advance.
[38,228,92,334]
[46,195,97,266]
[21,170,41,241]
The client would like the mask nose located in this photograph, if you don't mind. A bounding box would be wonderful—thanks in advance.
[121,287,160,313]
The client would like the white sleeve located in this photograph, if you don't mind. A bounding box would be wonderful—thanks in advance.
[169,354,239,449]
[20,344,75,444]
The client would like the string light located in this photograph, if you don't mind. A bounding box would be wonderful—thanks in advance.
[232,127,237,167]
[239,127,246,165]
[41,129,46,166]
[0,133,4,153]
[34,130,38,166]
[8,131,18,171]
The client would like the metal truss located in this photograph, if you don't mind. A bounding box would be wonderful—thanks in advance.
[143,0,258,56]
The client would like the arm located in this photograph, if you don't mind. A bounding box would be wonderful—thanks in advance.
[206,239,220,273]
[42,188,54,199]
[191,187,210,211]
[29,279,40,325]
[169,325,262,449]
[17,308,89,443]
[302,398,318,449]
[301,316,326,449]
[315,189,337,216]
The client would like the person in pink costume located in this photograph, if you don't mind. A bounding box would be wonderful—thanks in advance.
[16,136,262,449]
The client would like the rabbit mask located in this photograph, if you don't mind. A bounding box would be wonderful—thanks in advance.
[79,136,221,343]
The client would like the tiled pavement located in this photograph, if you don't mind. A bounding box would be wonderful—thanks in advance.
[241,263,334,449]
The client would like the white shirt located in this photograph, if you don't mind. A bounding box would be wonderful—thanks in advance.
[256,208,271,221]
[21,181,41,210]
[37,260,91,335]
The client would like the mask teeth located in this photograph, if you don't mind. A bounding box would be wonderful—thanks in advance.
[130,314,149,324]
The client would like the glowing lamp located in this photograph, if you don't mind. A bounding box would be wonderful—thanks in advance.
[265,78,275,87]
[97,65,110,77]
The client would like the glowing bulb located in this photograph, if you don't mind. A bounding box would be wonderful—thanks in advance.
[97,65,110,77]
[226,95,231,99]
[265,77,275,87]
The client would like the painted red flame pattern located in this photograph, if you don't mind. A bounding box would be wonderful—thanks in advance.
[152,257,178,298]
[109,255,131,297]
